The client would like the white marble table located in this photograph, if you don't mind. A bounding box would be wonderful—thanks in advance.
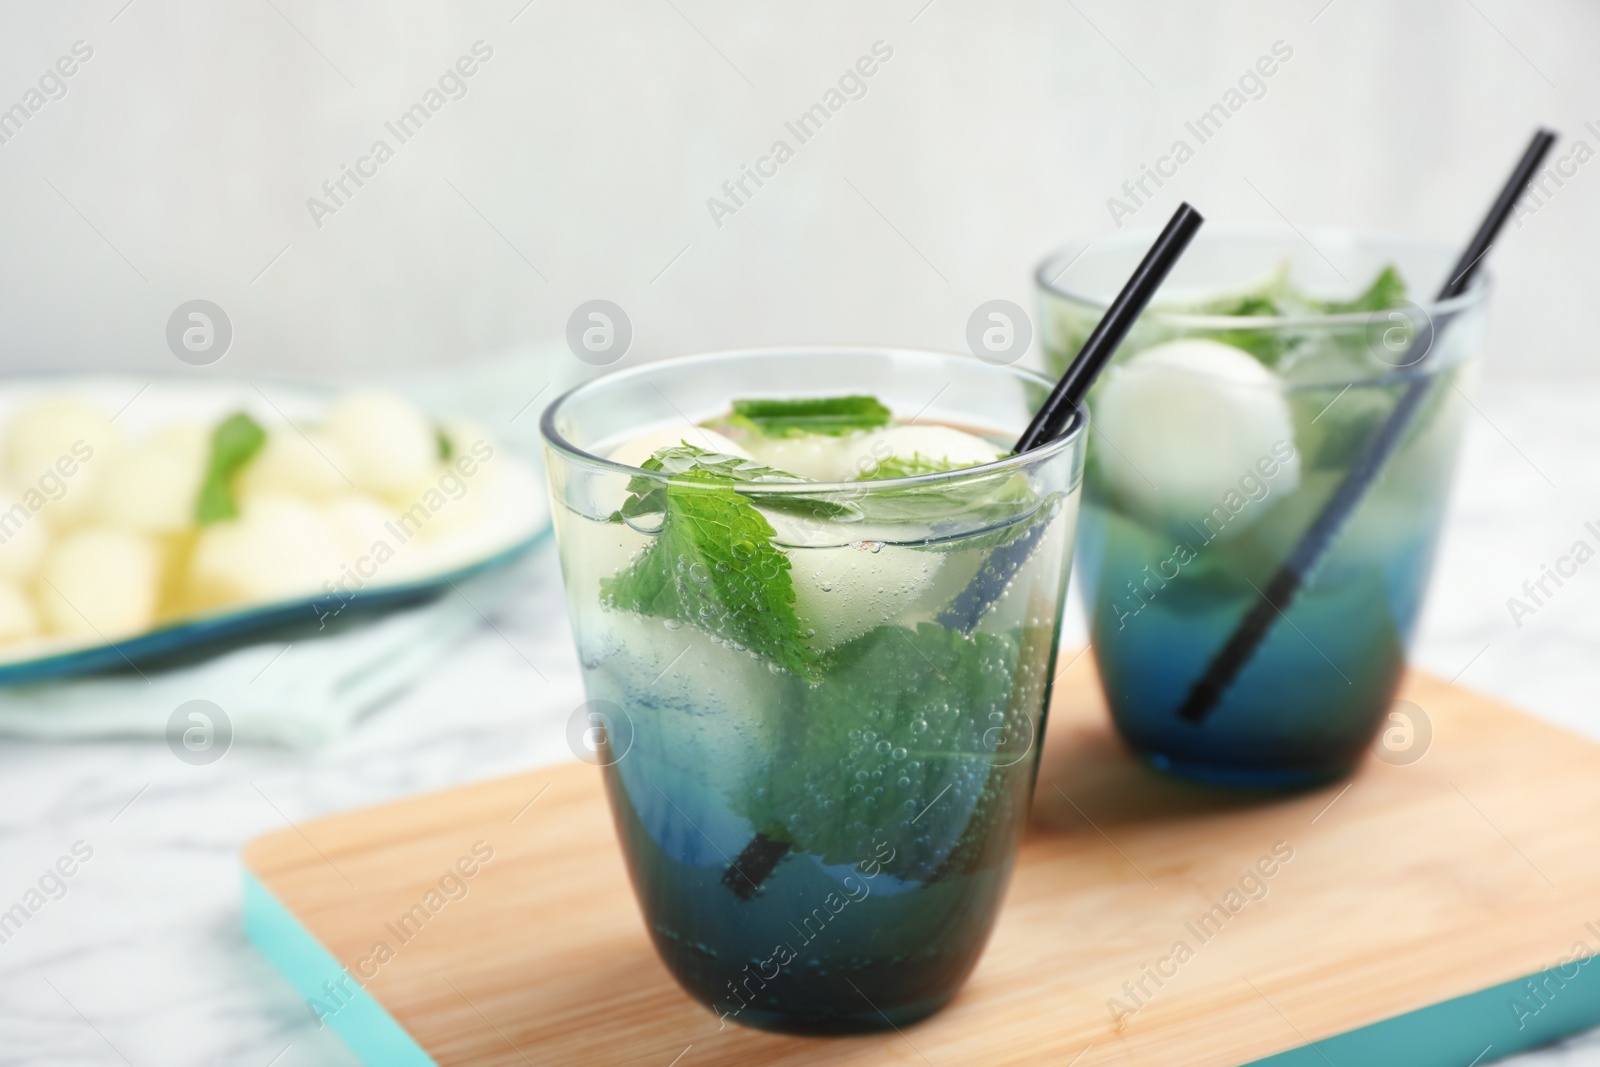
[2,378,1597,1067]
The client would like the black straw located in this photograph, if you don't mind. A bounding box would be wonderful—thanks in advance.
[1177,129,1557,725]
[1015,202,1207,453]
[718,205,1209,901]
[937,203,1205,635]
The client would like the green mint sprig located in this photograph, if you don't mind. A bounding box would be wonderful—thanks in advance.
[603,443,824,680]
[195,412,267,524]
[727,395,891,437]
[737,621,1023,880]
[1186,263,1410,368]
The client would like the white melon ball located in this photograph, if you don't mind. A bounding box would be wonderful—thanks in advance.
[321,390,437,493]
[607,424,750,469]
[411,459,546,576]
[323,493,430,587]
[840,425,1004,480]
[391,458,494,544]
[1093,339,1299,536]
[3,398,121,526]
[0,484,48,580]
[94,425,207,534]
[238,428,352,500]
[738,434,854,481]
[37,528,161,638]
[188,493,345,607]
[789,540,943,650]
[325,494,397,565]
[0,580,39,643]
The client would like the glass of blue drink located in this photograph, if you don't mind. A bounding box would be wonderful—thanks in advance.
[1037,230,1487,787]
[541,348,1085,1033]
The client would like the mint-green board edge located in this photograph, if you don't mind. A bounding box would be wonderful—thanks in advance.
[243,871,435,1067]
[243,867,1597,1066]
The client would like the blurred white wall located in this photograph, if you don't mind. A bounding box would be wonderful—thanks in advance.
[0,0,1592,381]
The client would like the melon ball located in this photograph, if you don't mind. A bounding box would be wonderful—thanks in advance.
[738,434,855,481]
[3,398,121,526]
[607,425,750,469]
[325,494,395,563]
[321,391,437,494]
[1092,339,1299,536]
[393,465,491,544]
[238,427,353,501]
[95,425,207,534]
[789,541,943,651]
[0,580,39,643]
[323,494,427,584]
[840,425,1004,480]
[0,483,48,580]
[188,493,345,607]
[37,528,161,638]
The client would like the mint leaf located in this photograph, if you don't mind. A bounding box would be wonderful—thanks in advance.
[1324,265,1407,314]
[738,622,1023,880]
[603,446,822,680]
[612,443,852,523]
[727,395,891,437]
[195,412,267,524]
[436,426,453,461]
[1178,263,1410,368]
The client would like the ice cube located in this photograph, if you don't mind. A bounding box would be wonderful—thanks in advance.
[1093,339,1299,538]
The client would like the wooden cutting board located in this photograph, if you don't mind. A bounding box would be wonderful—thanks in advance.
[243,658,1600,1066]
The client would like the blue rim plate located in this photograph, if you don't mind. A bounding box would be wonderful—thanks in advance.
[0,374,553,687]
[0,527,550,687]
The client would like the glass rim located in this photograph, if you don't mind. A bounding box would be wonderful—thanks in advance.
[1035,225,1493,329]
[538,346,1087,494]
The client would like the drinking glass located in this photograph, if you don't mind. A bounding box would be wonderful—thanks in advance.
[541,348,1085,1033]
[1038,230,1487,787]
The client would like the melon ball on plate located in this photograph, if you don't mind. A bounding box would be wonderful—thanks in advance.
[95,424,207,534]
[3,397,121,526]
[237,427,352,501]
[0,483,48,581]
[323,494,428,585]
[839,424,1004,480]
[410,458,546,575]
[188,493,345,608]
[321,390,438,494]
[391,455,496,546]
[607,424,750,470]
[36,528,162,638]
[1091,339,1299,538]
[0,580,39,643]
